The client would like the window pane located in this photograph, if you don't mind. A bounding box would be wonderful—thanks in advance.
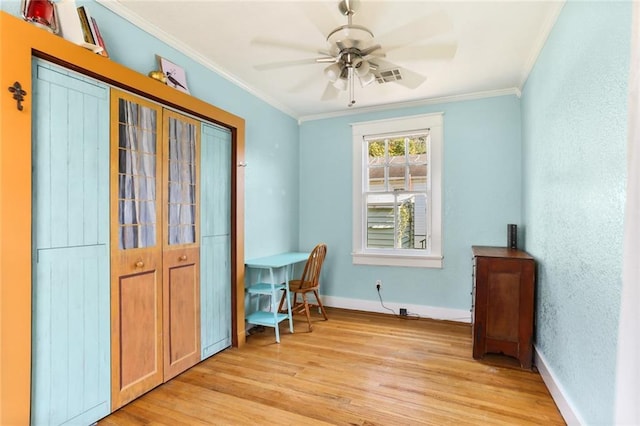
[397,194,427,250]
[167,116,196,245]
[409,136,427,155]
[368,166,385,191]
[367,139,386,192]
[366,193,395,248]
[388,165,406,190]
[117,99,158,250]
[388,138,405,156]
[409,164,427,191]
[368,140,385,162]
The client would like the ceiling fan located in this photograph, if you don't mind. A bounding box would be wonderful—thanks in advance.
[253,0,457,108]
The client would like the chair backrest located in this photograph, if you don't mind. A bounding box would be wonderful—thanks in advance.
[297,243,327,290]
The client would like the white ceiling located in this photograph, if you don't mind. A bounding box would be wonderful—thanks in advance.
[102,0,565,120]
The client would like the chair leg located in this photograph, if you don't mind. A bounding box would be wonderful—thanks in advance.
[302,293,313,331]
[313,290,328,320]
[277,290,287,313]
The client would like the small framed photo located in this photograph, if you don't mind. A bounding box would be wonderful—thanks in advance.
[157,55,190,94]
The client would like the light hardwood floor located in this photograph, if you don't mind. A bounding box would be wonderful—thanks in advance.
[100,308,565,425]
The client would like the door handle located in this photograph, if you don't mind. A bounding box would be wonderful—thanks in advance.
[135,260,144,268]
[179,255,187,261]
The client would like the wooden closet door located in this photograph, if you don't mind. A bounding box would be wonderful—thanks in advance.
[110,90,163,409]
[162,111,201,380]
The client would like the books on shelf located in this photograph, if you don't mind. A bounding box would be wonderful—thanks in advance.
[90,17,109,58]
[54,0,104,54]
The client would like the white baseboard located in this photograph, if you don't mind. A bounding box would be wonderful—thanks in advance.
[321,295,471,323]
[534,346,585,425]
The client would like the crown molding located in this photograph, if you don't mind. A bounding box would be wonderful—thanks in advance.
[297,87,522,123]
[518,1,566,89]
[95,0,298,119]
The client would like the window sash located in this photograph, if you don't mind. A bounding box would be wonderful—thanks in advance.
[351,112,443,268]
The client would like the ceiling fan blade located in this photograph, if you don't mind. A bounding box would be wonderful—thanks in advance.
[384,43,458,62]
[321,82,341,101]
[251,37,326,56]
[373,58,427,90]
[360,44,382,57]
[378,10,453,49]
[287,73,319,94]
[254,57,329,71]
[300,2,341,40]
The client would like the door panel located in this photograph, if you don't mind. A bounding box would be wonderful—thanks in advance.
[31,60,110,426]
[162,111,201,379]
[201,235,231,358]
[163,248,200,379]
[118,270,161,388]
[200,123,232,359]
[110,90,163,409]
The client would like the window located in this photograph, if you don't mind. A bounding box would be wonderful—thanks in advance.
[352,113,443,268]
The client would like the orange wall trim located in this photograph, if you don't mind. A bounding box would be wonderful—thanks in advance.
[0,12,245,425]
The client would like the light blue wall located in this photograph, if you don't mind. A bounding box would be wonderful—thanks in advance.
[521,1,630,424]
[1,0,301,259]
[299,95,522,309]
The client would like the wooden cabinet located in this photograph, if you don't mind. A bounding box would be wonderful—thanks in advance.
[471,246,535,369]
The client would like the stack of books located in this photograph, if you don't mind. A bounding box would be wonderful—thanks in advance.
[56,0,108,57]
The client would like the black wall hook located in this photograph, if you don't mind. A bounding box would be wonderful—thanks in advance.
[8,82,27,111]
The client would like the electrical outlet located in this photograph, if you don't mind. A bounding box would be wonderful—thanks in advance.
[375,280,382,290]
[399,308,408,316]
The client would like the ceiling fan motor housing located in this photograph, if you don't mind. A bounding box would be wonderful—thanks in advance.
[338,0,360,16]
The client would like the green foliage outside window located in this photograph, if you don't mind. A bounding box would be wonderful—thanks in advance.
[368,137,427,158]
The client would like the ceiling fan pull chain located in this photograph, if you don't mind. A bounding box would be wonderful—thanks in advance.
[348,67,355,107]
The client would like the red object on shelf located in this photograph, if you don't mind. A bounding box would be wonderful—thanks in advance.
[22,0,58,33]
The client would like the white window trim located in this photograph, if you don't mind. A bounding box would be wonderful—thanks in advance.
[351,113,443,268]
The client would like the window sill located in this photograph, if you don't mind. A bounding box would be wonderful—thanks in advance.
[351,252,443,268]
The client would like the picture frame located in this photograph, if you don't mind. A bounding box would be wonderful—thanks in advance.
[157,55,190,94]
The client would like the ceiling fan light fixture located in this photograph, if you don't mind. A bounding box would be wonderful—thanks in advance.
[355,59,369,76]
[359,71,376,87]
[324,63,342,83]
[333,75,348,91]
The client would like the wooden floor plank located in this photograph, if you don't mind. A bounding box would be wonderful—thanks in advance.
[101,308,565,425]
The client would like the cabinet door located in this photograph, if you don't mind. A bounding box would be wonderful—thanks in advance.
[474,255,535,368]
[110,90,164,409]
[162,111,201,380]
[200,123,232,359]
[31,60,110,425]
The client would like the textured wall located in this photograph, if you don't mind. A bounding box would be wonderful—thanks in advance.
[521,2,631,423]
[299,95,522,311]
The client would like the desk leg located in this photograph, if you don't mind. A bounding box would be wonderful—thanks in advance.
[284,264,294,333]
[269,268,281,343]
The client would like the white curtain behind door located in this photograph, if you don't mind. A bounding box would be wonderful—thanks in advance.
[615,2,640,424]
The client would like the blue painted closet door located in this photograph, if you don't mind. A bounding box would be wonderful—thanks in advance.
[31,60,110,425]
[200,123,232,359]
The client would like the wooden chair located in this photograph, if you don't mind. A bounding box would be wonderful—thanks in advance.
[278,243,328,331]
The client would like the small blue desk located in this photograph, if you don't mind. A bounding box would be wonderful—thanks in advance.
[245,252,309,343]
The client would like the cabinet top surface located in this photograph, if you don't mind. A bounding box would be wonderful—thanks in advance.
[472,246,534,259]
